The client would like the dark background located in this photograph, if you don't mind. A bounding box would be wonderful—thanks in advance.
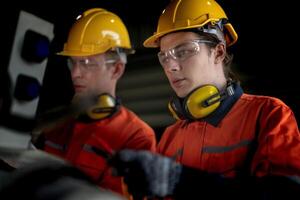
[0,0,299,137]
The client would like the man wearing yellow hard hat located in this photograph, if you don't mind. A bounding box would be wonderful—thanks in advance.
[111,0,300,199]
[32,8,156,196]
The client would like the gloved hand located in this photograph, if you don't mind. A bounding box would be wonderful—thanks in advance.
[110,149,182,198]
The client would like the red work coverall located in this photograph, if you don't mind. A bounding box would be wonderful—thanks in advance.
[43,106,156,195]
[158,85,300,179]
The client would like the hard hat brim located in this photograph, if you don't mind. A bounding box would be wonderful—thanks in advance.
[143,22,238,48]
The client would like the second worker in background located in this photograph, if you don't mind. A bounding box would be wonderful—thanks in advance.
[32,8,156,197]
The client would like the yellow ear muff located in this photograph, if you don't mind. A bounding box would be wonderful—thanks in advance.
[185,85,221,119]
[86,94,118,120]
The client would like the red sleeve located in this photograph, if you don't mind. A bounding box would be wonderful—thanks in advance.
[124,128,157,152]
[252,100,300,178]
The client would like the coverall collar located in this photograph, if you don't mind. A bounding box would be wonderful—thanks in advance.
[203,82,243,126]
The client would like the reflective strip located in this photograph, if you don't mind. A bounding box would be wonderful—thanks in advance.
[83,144,94,153]
[82,144,110,159]
[45,140,65,151]
[202,139,253,154]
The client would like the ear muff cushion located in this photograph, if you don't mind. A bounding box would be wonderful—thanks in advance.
[184,85,221,119]
[86,94,118,120]
[168,97,184,120]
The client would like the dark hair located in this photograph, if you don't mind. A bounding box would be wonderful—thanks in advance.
[193,31,239,82]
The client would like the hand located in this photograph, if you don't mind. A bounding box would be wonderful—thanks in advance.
[110,149,182,198]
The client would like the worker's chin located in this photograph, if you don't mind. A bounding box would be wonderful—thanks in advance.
[73,91,86,99]
[74,90,100,99]
[174,89,189,98]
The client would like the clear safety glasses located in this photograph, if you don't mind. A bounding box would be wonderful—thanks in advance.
[67,57,116,72]
[157,39,215,68]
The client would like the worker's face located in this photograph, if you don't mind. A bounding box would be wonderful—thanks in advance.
[68,53,117,98]
[159,32,222,98]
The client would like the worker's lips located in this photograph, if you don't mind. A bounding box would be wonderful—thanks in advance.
[171,78,186,88]
[74,85,86,92]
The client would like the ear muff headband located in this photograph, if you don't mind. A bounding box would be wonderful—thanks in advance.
[168,97,184,120]
[86,94,119,120]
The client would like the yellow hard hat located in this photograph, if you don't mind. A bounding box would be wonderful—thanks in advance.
[144,0,238,48]
[58,8,133,56]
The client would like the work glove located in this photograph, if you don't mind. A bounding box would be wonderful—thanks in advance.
[110,149,182,198]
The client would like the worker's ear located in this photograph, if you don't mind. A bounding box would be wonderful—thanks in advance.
[214,43,226,64]
[110,61,125,80]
